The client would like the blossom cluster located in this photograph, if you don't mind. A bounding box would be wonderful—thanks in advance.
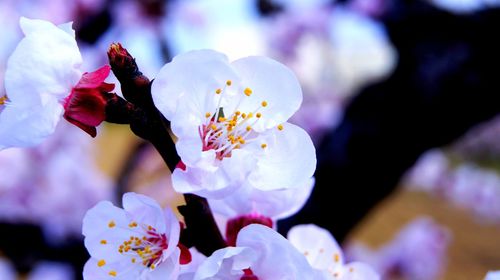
[0,17,381,280]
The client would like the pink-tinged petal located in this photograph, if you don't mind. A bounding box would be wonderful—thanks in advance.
[5,17,82,105]
[230,56,302,132]
[149,249,181,280]
[63,65,114,137]
[0,98,63,150]
[226,214,273,246]
[237,224,317,279]
[209,177,314,220]
[247,122,316,191]
[287,224,344,271]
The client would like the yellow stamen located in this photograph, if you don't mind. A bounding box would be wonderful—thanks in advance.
[0,95,7,105]
[100,240,107,245]
[108,221,116,228]
[244,87,253,96]
[129,222,137,228]
[261,143,267,149]
[261,101,268,107]
[334,253,340,262]
[97,259,106,267]
[131,258,136,263]
[246,126,252,131]
[205,112,211,118]
[226,80,232,86]
[277,124,284,131]
[109,270,117,277]
[210,124,217,131]
[256,113,262,118]
[215,88,222,94]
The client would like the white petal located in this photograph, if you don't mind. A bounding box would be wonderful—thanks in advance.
[123,192,167,233]
[287,224,344,271]
[148,249,181,280]
[152,49,239,121]
[209,177,314,219]
[83,258,141,280]
[230,56,302,132]
[193,247,255,280]
[237,224,316,279]
[339,262,380,280]
[163,209,181,259]
[247,122,316,191]
[5,17,82,104]
[0,99,63,150]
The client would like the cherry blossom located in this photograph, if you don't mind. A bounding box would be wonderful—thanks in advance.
[193,224,321,280]
[0,17,113,150]
[82,192,191,280]
[288,224,380,280]
[152,49,316,198]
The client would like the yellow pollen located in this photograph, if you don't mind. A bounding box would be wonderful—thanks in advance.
[148,225,153,230]
[256,113,262,118]
[131,258,136,263]
[241,113,247,119]
[210,124,217,131]
[151,264,156,269]
[216,88,222,94]
[108,221,116,228]
[218,117,226,122]
[0,95,7,105]
[277,124,284,131]
[246,126,252,131]
[261,101,268,107]
[100,240,107,245]
[261,143,267,149]
[349,267,354,273]
[235,144,241,149]
[244,87,253,96]
[226,80,232,86]
[238,139,245,144]
[334,253,340,262]
[108,270,117,277]
[235,111,241,116]
[129,222,137,228]
[97,259,106,267]
[247,112,253,118]
[205,112,211,118]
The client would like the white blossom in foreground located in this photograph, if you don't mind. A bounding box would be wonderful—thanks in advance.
[193,224,320,280]
[485,271,500,280]
[152,50,316,198]
[288,224,380,280]
[0,17,113,149]
[82,192,190,280]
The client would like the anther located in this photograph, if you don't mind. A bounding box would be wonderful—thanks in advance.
[108,221,116,228]
[261,101,268,107]
[261,143,267,149]
[256,113,262,118]
[277,124,284,131]
[244,87,253,96]
[109,270,117,277]
[216,88,222,94]
[226,80,232,86]
[97,260,106,267]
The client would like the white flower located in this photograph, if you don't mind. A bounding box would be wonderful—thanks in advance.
[485,271,500,280]
[152,49,316,198]
[288,224,380,280]
[0,17,113,149]
[82,192,190,280]
[193,224,320,280]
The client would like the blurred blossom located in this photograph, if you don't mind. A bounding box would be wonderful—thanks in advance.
[28,262,74,280]
[165,0,265,60]
[428,0,500,14]
[346,217,451,280]
[267,5,396,140]
[0,258,16,280]
[406,150,500,223]
[0,122,111,239]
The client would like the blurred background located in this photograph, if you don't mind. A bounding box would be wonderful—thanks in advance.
[1,0,500,279]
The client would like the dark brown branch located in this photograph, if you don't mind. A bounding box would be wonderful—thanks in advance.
[106,43,226,256]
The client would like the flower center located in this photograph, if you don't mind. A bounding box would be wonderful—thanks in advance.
[117,223,168,269]
[199,80,269,160]
[0,95,8,105]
